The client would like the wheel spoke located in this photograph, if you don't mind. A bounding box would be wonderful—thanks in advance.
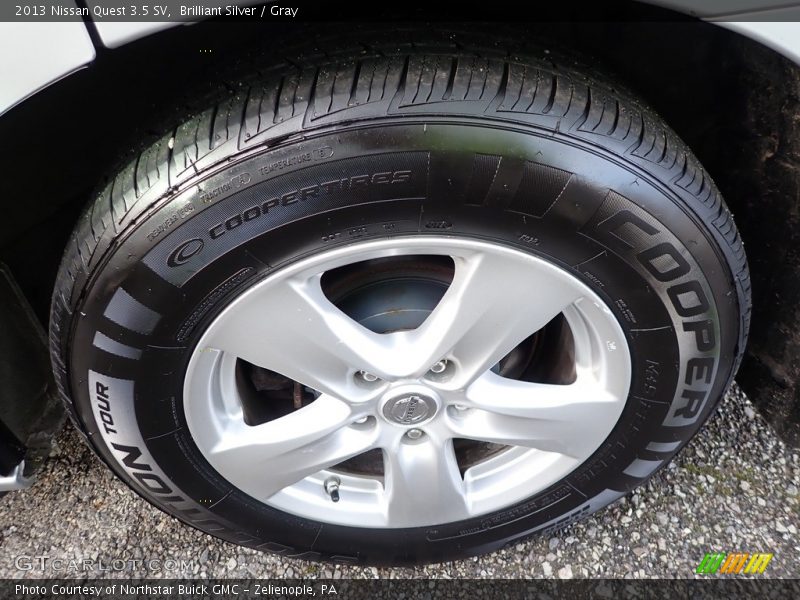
[207,395,377,499]
[202,273,401,398]
[449,372,623,458]
[382,435,470,526]
[408,250,583,385]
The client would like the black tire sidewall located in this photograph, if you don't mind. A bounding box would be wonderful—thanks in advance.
[65,121,739,565]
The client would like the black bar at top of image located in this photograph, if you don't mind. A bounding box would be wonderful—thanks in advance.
[3,0,704,23]
[3,578,800,600]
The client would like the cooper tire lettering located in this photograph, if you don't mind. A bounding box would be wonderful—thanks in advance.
[667,280,711,318]
[638,242,691,282]
[204,169,419,242]
[584,199,722,428]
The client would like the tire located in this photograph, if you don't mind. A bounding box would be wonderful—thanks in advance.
[50,37,749,566]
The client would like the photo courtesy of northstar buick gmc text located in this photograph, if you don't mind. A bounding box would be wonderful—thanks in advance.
[0,0,799,571]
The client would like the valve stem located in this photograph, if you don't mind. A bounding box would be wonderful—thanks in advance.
[359,370,378,382]
[324,477,341,503]
[429,359,448,374]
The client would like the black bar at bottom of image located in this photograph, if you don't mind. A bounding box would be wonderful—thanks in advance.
[3,578,800,600]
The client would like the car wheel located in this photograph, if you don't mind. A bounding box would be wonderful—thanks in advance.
[50,39,750,565]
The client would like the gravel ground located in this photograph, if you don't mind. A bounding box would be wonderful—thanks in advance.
[0,384,797,579]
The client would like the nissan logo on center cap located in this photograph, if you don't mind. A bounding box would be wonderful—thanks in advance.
[383,394,436,425]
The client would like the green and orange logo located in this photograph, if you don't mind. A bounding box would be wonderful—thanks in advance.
[696,552,773,575]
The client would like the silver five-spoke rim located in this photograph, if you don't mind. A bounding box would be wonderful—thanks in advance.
[184,237,631,528]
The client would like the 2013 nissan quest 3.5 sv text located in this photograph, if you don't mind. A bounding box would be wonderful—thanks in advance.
[1,0,799,566]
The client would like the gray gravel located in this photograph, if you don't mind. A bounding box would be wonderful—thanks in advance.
[1,384,797,579]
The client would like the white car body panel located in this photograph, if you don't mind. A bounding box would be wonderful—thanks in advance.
[716,21,800,65]
[91,21,175,48]
[2,2,800,117]
[648,0,800,64]
[647,0,800,17]
[0,20,95,115]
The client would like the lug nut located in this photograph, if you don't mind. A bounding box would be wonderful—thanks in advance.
[354,416,369,424]
[359,370,378,382]
[406,428,424,440]
[324,477,341,502]
[454,404,467,411]
[429,360,448,374]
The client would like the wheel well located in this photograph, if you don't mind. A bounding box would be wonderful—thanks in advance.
[0,16,798,443]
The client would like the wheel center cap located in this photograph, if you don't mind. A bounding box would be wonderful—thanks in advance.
[382,392,438,425]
